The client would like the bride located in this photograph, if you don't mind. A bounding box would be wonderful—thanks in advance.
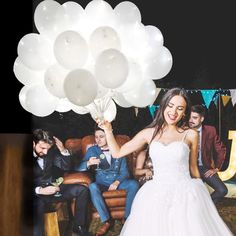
[97,88,233,236]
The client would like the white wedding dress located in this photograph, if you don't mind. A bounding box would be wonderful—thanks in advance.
[120,139,233,236]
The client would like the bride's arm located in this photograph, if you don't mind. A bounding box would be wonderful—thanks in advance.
[97,120,153,158]
[188,129,201,178]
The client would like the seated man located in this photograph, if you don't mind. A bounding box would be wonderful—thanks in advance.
[76,126,139,236]
[33,129,90,236]
[189,105,228,204]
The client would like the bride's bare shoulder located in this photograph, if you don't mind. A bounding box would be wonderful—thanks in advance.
[137,127,156,143]
[141,127,155,135]
[180,126,197,136]
[185,128,198,140]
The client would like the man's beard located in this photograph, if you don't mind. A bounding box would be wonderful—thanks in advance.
[35,150,45,157]
[189,123,200,129]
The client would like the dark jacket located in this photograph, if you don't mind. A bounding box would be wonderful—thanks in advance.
[201,125,226,170]
[34,147,71,188]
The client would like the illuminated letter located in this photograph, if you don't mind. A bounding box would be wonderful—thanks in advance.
[218,130,236,181]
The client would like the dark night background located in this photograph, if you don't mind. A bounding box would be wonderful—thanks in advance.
[1,0,236,134]
[0,1,235,234]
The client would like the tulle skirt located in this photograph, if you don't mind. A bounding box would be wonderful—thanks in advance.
[120,178,233,236]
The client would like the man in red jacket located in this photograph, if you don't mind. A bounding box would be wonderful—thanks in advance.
[189,105,228,204]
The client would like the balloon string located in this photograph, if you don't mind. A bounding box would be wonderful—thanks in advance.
[103,96,111,112]
[91,94,112,120]
[92,101,102,118]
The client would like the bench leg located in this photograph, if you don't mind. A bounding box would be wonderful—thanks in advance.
[44,212,60,236]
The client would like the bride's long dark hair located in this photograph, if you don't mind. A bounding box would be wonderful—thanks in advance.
[146,88,191,141]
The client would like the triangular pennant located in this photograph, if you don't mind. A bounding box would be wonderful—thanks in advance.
[230,89,236,106]
[156,88,161,99]
[213,93,219,106]
[148,105,160,119]
[150,88,162,105]
[201,90,216,109]
[221,95,231,107]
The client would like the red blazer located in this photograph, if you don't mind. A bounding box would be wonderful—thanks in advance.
[201,125,226,170]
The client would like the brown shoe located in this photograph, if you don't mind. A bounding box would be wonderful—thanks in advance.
[95,221,111,236]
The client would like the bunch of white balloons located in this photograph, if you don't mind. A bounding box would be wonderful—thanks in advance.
[14,0,173,120]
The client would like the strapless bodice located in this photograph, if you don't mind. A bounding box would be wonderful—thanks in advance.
[149,141,191,182]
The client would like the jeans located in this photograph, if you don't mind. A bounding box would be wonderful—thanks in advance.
[198,165,228,204]
[89,179,139,222]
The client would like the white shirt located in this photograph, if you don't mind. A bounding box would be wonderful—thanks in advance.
[103,150,112,165]
[197,126,203,166]
[33,151,44,170]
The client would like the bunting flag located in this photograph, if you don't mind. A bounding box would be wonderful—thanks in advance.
[155,88,161,100]
[221,95,231,107]
[148,105,160,119]
[213,93,219,106]
[201,90,217,108]
[230,89,236,106]
[151,88,233,110]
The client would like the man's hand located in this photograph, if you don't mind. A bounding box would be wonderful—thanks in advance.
[108,180,120,190]
[38,186,60,195]
[204,168,219,178]
[87,157,101,167]
[95,119,113,134]
[53,136,67,153]
[145,169,153,180]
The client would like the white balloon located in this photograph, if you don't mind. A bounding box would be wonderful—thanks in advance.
[89,99,117,122]
[64,69,98,106]
[143,25,164,60]
[102,99,117,122]
[96,83,109,99]
[144,46,173,80]
[143,44,162,62]
[17,33,54,70]
[44,64,69,98]
[55,97,89,114]
[85,0,114,28]
[112,92,132,108]
[85,0,113,18]
[54,30,88,70]
[118,23,147,59]
[34,0,68,39]
[83,54,96,74]
[24,84,59,117]
[114,1,141,24]
[124,80,157,107]
[55,98,73,112]
[95,49,129,88]
[62,1,85,30]
[13,57,44,85]
[89,26,121,59]
[19,85,31,112]
[145,25,164,46]
[72,105,89,115]
[14,0,174,118]
[116,61,143,93]
[62,2,90,40]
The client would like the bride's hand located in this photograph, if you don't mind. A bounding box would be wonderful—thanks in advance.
[95,118,113,133]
